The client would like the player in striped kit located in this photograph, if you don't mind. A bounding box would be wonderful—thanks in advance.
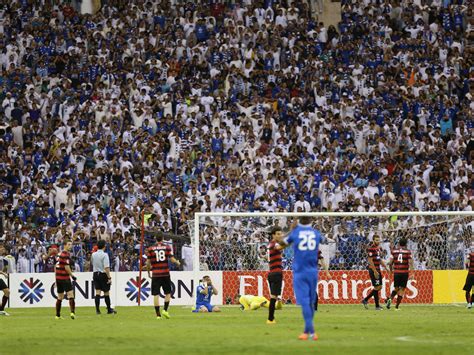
[362,234,389,310]
[463,250,474,309]
[386,238,414,310]
[146,233,181,319]
[267,227,284,324]
[54,240,77,320]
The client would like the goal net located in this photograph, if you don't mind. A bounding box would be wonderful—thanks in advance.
[191,212,473,305]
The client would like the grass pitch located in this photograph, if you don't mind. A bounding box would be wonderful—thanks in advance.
[0,305,471,354]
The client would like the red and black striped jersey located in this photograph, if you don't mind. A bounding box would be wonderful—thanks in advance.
[55,251,71,280]
[468,253,474,275]
[147,242,173,278]
[367,243,381,270]
[392,248,412,274]
[268,240,282,275]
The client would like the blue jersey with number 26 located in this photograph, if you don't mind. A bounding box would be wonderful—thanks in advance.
[284,224,324,274]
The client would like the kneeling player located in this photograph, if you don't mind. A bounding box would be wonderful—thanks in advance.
[193,275,221,313]
[239,294,282,311]
[463,250,474,309]
[55,240,77,320]
[0,245,10,316]
[386,238,413,310]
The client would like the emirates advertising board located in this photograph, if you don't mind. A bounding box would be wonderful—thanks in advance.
[6,270,438,308]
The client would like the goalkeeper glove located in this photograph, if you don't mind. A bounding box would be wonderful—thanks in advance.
[71,275,77,281]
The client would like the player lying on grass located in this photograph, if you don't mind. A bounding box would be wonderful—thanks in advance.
[386,238,414,310]
[239,294,282,311]
[0,245,10,316]
[193,275,221,313]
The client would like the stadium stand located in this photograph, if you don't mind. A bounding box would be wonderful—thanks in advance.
[0,0,472,272]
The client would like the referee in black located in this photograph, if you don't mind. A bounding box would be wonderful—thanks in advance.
[92,240,116,314]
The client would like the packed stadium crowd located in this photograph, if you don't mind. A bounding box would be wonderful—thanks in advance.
[0,0,472,273]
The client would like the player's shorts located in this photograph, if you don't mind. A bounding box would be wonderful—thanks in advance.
[56,279,73,294]
[394,273,409,288]
[268,272,283,296]
[368,269,382,287]
[194,302,214,312]
[0,278,8,290]
[293,272,318,306]
[93,272,110,292]
[463,273,474,291]
[151,276,172,296]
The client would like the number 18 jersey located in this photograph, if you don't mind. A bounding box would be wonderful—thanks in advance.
[284,224,324,275]
[147,242,173,278]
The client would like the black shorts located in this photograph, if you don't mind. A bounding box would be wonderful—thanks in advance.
[0,278,7,290]
[394,273,409,288]
[93,272,110,292]
[56,279,73,294]
[368,269,382,287]
[268,273,283,296]
[151,276,172,296]
[463,274,474,291]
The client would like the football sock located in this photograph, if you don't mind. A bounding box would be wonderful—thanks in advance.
[105,296,111,310]
[390,290,397,300]
[466,291,471,303]
[268,298,276,321]
[301,302,314,335]
[396,295,403,308]
[56,299,62,317]
[373,291,380,307]
[314,293,319,311]
[95,295,101,312]
[0,295,8,311]
[69,298,75,313]
[155,306,161,317]
[364,290,375,302]
[470,294,474,304]
[164,301,170,311]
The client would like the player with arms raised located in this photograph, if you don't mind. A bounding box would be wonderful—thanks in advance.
[278,217,324,341]
[362,234,388,310]
[55,240,77,320]
[463,248,474,309]
[146,233,180,319]
[267,226,284,324]
[386,238,413,310]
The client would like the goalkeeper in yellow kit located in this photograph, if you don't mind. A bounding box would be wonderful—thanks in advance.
[239,295,282,311]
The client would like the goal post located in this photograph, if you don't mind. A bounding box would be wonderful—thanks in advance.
[192,211,474,305]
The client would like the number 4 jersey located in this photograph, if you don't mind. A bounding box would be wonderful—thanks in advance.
[147,242,173,278]
[284,224,325,274]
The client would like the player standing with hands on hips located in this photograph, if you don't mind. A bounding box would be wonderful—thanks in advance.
[92,240,117,315]
[278,217,324,341]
